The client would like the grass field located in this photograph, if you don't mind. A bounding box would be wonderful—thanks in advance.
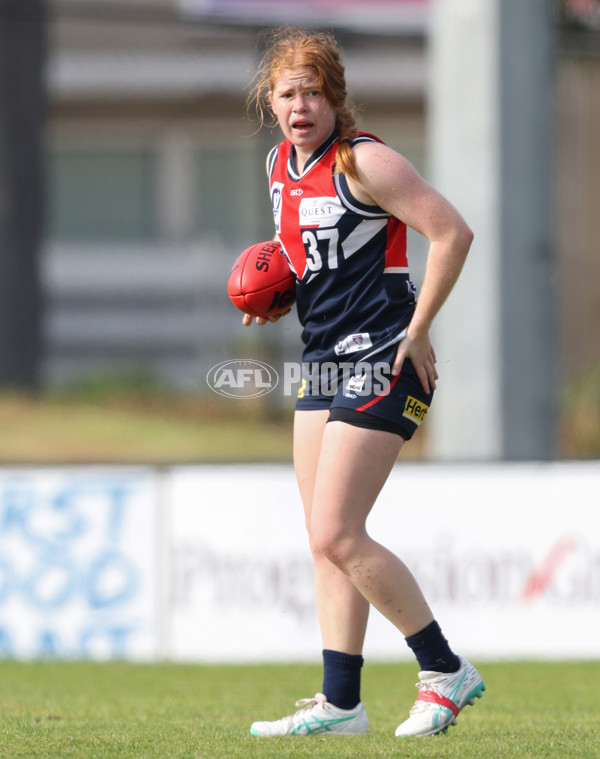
[0,390,295,465]
[0,358,599,463]
[0,660,598,758]
[0,388,426,465]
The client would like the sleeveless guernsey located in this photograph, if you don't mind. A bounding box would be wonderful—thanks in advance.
[268,131,417,366]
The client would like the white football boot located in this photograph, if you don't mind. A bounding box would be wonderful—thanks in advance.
[395,657,485,737]
[250,692,369,736]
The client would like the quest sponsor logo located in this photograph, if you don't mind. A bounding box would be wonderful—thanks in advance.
[206,359,278,399]
[298,196,340,226]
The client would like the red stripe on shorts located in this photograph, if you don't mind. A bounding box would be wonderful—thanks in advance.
[355,373,401,412]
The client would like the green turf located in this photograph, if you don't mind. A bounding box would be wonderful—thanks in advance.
[0,660,598,758]
[0,391,295,464]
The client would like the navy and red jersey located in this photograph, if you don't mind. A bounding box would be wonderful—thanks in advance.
[268,131,417,366]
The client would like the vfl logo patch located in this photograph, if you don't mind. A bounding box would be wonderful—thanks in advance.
[271,182,284,232]
[402,395,429,426]
[335,333,372,356]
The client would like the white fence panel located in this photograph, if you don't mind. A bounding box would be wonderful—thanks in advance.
[1,462,598,662]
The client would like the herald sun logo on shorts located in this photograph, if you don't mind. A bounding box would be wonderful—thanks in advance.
[402,395,429,426]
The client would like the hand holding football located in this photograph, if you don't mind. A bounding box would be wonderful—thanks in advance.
[228,240,296,320]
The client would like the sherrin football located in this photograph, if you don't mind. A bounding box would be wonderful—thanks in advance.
[228,240,296,319]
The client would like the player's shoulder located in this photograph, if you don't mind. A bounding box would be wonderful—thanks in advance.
[267,140,293,177]
[352,135,413,174]
[269,139,293,158]
[351,131,385,147]
[351,132,394,156]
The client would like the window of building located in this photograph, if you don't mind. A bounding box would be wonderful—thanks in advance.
[193,143,272,247]
[47,148,157,242]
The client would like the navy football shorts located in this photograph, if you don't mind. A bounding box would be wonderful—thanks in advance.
[294,340,434,441]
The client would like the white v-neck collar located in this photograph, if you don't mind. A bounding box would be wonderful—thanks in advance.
[287,133,338,181]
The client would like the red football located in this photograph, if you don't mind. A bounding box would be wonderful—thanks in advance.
[228,240,296,319]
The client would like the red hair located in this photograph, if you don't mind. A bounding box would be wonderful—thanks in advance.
[248,26,359,179]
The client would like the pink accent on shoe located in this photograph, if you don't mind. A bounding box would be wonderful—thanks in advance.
[416,689,460,717]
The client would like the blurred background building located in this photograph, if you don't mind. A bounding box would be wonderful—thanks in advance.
[42,0,430,391]
[0,0,598,457]
[0,0,599,664]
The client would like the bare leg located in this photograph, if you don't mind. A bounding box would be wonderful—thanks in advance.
[309,420,434,638]
[294,410,370,654]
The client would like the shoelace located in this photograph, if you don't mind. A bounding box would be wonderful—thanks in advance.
[411,677,459,717]
[408,676,440,714]
[294,693,327,711]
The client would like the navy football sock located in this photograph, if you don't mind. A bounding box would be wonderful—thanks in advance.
[405,620,461,674]
[322,649,364,710]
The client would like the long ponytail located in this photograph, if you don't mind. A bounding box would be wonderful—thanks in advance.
[335,107,359,180]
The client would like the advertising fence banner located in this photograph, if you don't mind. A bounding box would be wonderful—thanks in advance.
[0,468,159,660]
[1,462,598,661]
[167,462,600,662]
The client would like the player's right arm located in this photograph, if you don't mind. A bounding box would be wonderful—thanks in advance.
[243,155,289,327]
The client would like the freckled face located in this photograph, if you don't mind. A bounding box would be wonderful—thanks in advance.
[269,67,337,165]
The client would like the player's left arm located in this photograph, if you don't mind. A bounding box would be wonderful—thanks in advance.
[348,142,474,393]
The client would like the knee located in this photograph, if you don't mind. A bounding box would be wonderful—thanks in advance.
[309,522,357,572]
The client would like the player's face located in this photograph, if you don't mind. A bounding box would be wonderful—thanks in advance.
[269,67,337,165]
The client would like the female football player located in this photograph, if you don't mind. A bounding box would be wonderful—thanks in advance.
[242,26,485,738]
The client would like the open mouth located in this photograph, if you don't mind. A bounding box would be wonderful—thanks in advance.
[292,120,313,132]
